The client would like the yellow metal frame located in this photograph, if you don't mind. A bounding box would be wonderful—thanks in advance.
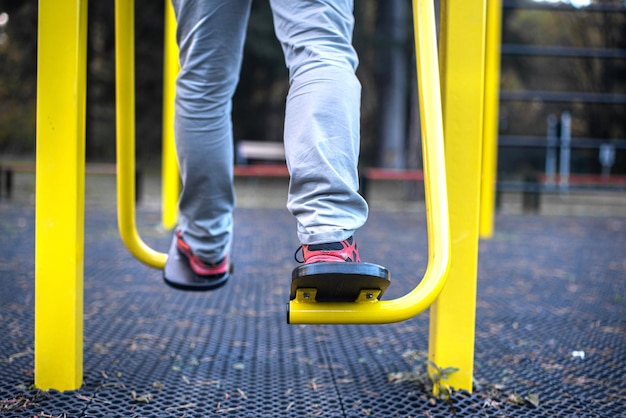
[35,0,88,391]
[115,0,167,268]
[33,0,497,394]
[428,0,487,393]
[480,0,503,239]
[287,0,451,325]
[161,0,180,231]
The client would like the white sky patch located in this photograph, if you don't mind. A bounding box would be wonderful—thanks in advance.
[533,0,593,7]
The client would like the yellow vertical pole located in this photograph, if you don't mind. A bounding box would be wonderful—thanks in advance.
[161,0,180,230]
[428,0,487,393]
[35,0,87,391]
[479,0,503,239]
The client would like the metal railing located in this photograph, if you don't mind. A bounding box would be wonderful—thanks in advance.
[499,0,626,183]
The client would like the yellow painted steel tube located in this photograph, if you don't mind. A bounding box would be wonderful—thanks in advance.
[479,0,502,239]
[161,0,180,231]
[115,0,167,268]
[34,0,87,391]
[428,0,487,393]
[288,0,450,324]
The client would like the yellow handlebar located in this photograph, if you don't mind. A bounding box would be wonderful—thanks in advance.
[287,0,450,324]
[115,0,450,316]
[115,0,167,269]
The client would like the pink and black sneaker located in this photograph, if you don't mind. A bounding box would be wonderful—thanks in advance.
[176,231,229,277]
[289,235,391,305]
[296,236,361,264]
[163,231,232,291]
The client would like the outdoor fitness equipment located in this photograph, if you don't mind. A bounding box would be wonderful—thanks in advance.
[34,0,500,394]
[118,0,450,323]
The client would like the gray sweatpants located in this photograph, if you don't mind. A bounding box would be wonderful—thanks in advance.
[172,0,368,263]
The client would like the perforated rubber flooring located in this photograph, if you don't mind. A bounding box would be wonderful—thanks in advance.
[0,202,624,417]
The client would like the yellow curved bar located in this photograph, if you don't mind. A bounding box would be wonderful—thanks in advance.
[115,0,167,269]
[288,0,450,324]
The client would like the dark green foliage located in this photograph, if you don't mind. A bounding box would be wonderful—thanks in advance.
[1,1,624,175]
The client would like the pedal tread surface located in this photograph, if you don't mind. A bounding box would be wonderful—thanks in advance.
[290,262,390,302]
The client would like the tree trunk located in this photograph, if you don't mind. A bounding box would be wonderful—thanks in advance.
[376,0,409,169]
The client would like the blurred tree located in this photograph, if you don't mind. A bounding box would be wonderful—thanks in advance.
[0,2,37,156]
[233,1,288,145]
[4,1,622,175]
[0,0,408,170]
[85,1,116,162]
[353,0,383,168]
[375,0,411,169]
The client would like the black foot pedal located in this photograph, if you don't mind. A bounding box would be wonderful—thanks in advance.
[163,236,231,291]
[290,262,390,302]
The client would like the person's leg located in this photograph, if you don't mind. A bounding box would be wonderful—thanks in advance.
[269,0,368,249]
[171,0,252,264]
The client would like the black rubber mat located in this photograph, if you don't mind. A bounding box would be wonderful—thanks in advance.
[0,202,624,417]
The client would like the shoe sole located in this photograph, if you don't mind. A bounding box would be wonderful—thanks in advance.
[163,235,231,291]
[290,262,390,302]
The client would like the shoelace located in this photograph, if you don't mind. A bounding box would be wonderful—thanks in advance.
[294,240,351,263]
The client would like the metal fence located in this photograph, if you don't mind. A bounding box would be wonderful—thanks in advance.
[499,0,626,189]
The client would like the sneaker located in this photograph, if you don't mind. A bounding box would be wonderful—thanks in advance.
[176,231,229,276]
[296,236,361,264]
